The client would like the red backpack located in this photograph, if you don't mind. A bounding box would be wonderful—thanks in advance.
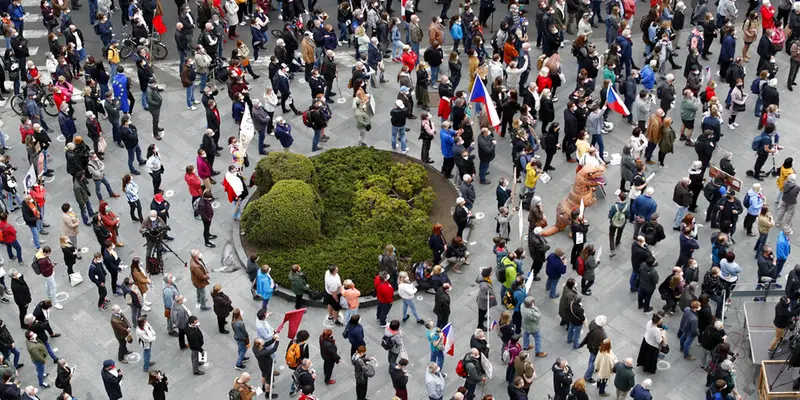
[577,257,586,276]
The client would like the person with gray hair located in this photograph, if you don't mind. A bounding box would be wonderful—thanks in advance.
[162,273,180,336]
[776,173,799,234]
[630,378,653,399]
[521,296,546,357]
[425,361,446,400]
[453,197,470,238]
[552,357,573,400]
[189,249,211,311]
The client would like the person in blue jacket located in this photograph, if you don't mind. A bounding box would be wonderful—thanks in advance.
[450,15,463,53]
[57,104,76,143]
[440,121,456,178]
[345,314,365,356]
[776,230,791,276]
[718,28,736,78]
[616,30,634,76]
[545,249,567,299]
[632,187,658,239]
[639,60,656,91]
[511,278,526,334]
[630,379,654,400]
[255,264,276,312]
[97,14,114,47]
[274,117,294,150]
[8,0,24,37]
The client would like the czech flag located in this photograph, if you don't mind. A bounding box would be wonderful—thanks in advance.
[441,323,455,356]
[469,78,500,129]
[606,85,630,117]
[490,320,498,331]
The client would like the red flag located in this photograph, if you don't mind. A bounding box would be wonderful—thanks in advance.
[437,96,451,120]
[274,308,307,339]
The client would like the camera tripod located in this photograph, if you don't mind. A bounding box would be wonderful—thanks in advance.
[769,348,799,392]
[144,239,188,274]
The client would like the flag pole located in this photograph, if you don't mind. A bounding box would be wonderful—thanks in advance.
[268,358,275,396]
[486,289,490,332]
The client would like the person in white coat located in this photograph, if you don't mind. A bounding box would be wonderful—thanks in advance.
[398,272,424,324]
[263,87,278,134]
[323,265,343,325]
[135,315,157,372]
[506,58,528,93]
[224,0,239,39]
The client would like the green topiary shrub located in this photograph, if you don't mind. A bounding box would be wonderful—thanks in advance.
[241,180,322,248]
[254,152,317,195]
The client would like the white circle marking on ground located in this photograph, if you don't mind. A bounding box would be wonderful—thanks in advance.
[211,202,220,209]
[164,190,174,198]
[336,98,346,104]
[657,360,670,370]
[56,134,65,142]
[44,176,55,183]
[416,296,423,301]
[469,241,477,245]
[14,217,23,226]
[80,247,89,253]
[524,235,529,241]
[125,352,141,363]
[474,212,485,220]
[55,292,69,302]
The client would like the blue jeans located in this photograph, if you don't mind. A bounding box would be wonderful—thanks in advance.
[29,224,42,249]
[680,332,696,357]
[630,271,639,292]
[430,349,444,369]
[376,302,391,326]
[77,48,86,61]
[41,149,49,172]
[127,145,144,172]
[257,129,266,153]
[523,330,542,354]
[199,73,208,91]
[755,233,769,254]
[1,346,20,368]
[584,352,597,379]
[89,0,98,24]
[754,96,763,117]
[33,361,45,385]
[79,201,95,225]
[44,341,57,361]
[232,199,242,220]
[343,307,358,324]
[109,63,118,79]
[411,42,420,60]
[673,206,688,229]
[186,85,195,107]
[567,324,582,348]
[430,66,439,85]
[479,160,490,182]
[179,50,187,72]
[94,177,115,200]
[391,126,407,152]
[261,297,270,311]
[591,134,605,161]
[312,129,322,151]
[5,192,20,210]
[778,258,788,276]
[5,240,21,262]
[236,340,247,366]
[140,91,148,110]
[545,277,560,298]
[143,347,151,371]
[402,298,421,321]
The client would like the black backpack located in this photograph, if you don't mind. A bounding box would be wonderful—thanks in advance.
[642,223,658,245]
[703,181,719,201]
[380,335,393,350]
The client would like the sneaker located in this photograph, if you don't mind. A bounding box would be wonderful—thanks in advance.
[53,303,63,310]
[193,100,201,105]
[416,319,425,324]
[188,106,197,111]
[536,352,548,357]
[733,122,740,127]
[684,355,696,360]
[586,378,596,384]
[235,364,246,370]
[728,124,736,130]
[0,298,8,304]
[644,307,653,313]
[39,383,50,388]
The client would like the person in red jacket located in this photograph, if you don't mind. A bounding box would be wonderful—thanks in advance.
[184,165,204,218]
[19,117,33,144]
[0,212,22,264]
[374,271,394,327]
[401,45,418,71]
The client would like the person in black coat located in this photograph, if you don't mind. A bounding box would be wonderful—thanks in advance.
[539,95,555,132]
[101,360,123,400]
[453,198,470,238]
[552,358,574,400]
[10,271,30,328]
[542,123,560,171]
[102,242,123,296]
[563,103,579,161]
[253,335,279,395]
[500,91,521,137]
[186,316,205,375]
[434,283,451,329]
[319,330,340,385]
[694,130,715,173]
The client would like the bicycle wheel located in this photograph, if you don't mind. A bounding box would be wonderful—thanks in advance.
[10,95,23,115]
[271,29,283,39]
[42,94,58,117]
[119,41,135,59]
[151,42,168,60]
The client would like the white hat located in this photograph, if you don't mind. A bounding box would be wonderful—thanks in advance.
[395,100,405,109]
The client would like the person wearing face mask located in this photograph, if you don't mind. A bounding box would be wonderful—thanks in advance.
[25,330,49,387]
[185,316,205,375]
[88,252,109,311]
[190,249,212,311]
[87,152,119,202]
[145,144,164,193]
[145,78,164,140]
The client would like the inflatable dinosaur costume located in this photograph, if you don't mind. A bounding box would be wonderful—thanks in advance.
[542,164,607,236]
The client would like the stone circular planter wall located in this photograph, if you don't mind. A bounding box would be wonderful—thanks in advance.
[231,148,460,308]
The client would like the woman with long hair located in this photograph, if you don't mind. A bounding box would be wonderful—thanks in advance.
[149,370,169,400]
[428,224,446,265]
[448,51,462,89]
[319,329,341,385]
[234,40,260,80]
[415,61,431,111]
[59,236,77,275]
[231,308,250,370]
[122,174,143,222]
[211,284,233,334]
[594,339,618,396]
[145,144,164,193]
[398,271,424,324]
[136,315,157,372]
[130,258,152,311]
[579,245,598,295]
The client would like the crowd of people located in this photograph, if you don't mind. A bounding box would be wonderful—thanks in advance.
[0,0,796,398]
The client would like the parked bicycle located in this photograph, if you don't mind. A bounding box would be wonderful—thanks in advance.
[10,84,57,117]
[119,31,168,60]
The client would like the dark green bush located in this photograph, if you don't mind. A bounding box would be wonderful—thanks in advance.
[241,180,322,248]
[246,147,437,293]
[254,152,317,194]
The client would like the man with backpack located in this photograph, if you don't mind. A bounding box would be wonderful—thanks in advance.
[640,213,666,247]
[460,348,485,400]
[286,330,310,396]
[33,247,62,310]
[499,251,518,301]
[608,192,630,258]
[752,123,778,181]
[743,183,765,235]
[305,100,328,153]
[704,177,726,226]
[381,319,403,366]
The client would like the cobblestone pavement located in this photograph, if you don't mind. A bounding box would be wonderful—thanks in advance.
[0,0,789,398]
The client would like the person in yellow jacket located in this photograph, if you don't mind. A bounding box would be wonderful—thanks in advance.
[300,31,316,82]
[777,157,795,204]
[107,40,120,79]
[524,158,542,196]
